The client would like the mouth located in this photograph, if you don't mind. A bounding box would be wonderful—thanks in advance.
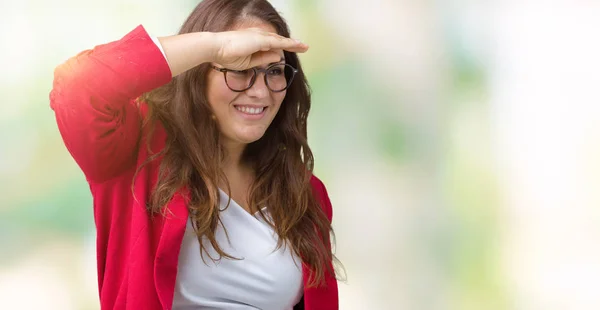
[233,105,268,118]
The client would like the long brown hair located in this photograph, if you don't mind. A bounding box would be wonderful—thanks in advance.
[138,0,336,287]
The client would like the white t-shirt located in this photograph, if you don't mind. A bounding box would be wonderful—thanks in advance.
[172,189,303,310]
[149,37,304,309]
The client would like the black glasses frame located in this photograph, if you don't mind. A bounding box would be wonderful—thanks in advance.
[210,63,298,93]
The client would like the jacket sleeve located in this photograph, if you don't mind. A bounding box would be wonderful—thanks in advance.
[50,25,172,182]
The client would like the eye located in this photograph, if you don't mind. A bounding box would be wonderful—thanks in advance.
[228,69,252,77]
[267,66,284,76]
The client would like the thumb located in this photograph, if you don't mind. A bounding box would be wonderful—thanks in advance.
[248,51,282,68]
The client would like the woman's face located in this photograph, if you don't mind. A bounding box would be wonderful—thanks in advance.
[206,20,286,146]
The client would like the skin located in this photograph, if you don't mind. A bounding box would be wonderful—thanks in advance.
[158,18,308,212]
[207,20,287,211]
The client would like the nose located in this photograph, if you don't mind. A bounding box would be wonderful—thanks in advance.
[245,72,269,99]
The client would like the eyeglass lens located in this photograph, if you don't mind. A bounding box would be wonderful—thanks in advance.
[224,64,295,92]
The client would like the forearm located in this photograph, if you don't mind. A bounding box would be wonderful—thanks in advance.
[157,32,217,77]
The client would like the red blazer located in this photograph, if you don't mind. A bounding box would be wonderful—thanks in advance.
[50,25,338,310]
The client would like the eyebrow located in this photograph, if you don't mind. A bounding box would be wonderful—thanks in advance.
[245,57,284,71]
[218,57,286,72]
[267,57,285,66]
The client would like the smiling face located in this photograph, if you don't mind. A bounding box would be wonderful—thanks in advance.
[205,20,287,147]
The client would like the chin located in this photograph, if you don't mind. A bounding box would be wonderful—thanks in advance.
[231,126,270,144]
[233,131,267,144]
[237,135,265,144]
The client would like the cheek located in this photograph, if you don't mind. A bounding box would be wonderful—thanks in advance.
[206,74,236,111]
[272,91,286,110]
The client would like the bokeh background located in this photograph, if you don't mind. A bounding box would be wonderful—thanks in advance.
[2,0,600,309]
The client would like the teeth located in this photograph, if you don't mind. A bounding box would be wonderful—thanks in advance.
[235,106,265,115]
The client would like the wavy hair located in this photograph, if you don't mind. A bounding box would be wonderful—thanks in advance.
[137,0,336,287]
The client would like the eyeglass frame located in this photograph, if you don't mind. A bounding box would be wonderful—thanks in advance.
[210,62,298,93]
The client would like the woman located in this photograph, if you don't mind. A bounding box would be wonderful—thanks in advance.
[50,0,339,309]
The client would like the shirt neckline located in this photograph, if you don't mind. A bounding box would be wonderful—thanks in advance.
[217,188,268,217]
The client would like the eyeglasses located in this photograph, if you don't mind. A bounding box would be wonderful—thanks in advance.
[210,62,298,93]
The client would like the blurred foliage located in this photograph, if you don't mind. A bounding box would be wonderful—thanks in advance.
[0,1,509,309]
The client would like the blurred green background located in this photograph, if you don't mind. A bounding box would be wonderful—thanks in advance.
[1,1,600,309]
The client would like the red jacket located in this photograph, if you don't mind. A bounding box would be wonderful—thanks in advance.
[50,25,338,310]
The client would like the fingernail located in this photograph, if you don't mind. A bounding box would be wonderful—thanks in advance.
[293,39,303,44]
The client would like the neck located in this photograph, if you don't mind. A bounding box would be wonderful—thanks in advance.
[219,138,254,191]
[220,138,248,171]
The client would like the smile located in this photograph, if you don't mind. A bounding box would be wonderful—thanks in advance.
[234,105,267,115]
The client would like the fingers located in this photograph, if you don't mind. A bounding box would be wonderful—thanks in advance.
[266,35,309,53]
[248,51,282,68]
[247,29,309,53]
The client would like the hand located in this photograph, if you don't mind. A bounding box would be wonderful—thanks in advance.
[211,28,308,70]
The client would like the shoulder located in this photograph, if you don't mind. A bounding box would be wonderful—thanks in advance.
[310,174,333,222]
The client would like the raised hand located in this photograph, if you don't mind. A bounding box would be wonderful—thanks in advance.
[211,27,309,70]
